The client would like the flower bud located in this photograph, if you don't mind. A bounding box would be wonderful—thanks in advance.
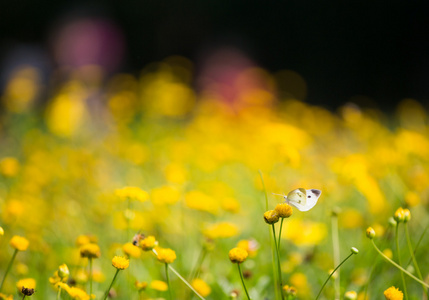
[366,227,375,239]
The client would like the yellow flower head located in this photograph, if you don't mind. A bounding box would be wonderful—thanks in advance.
[366,227,376,239]
[384,286,403,300]
[156,248,177,264]
[79,243,101,259]
[58,264,70,280]
[112,256,130,270]
[203,222,239,239]
[0,227,4,236]
[0,157,19,177]
[263,210,279,224]
[16,278,36,294]
[394,208,405,223]
[10,235,29,251]
[123,242,141,258]
[228,247,248,264]
[75,235,91,247]
[140,236,158,251]
[403,208,411,222]
[0,293,13,300]
[191,278,211,297]
[283,285,297,297]
[66,286,90,300]
[135,281,148,291]
[345,290,357,300]
[150,280,168,291]
[275,203,293,218]
[115,187,149,202]
[49,271,61,285]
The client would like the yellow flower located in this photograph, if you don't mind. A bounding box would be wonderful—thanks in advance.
[16,278,36,294]
[150,280,168,291]
[10,235,29,251]
[112,256,130,270]
[150,185,181,205]
[203,222,239,239]
[0,293,13,300]
[344,290,357,300]
[191,278,211,297]
[237,239,259,257]
[403,208,411,222]
[122,242,141,258]
[0,157,19,177]
[275,203,293,218]
[49,271,62,285]
[79,243,101,259]
[366,227,376,239]
[75,235,91,247]
[394,207,405,223]
[66,286,91,300]
[263,210,279,224]
[156,248,177,264]
[140,236,158,251]
[115,186,149,202]
[384,286,403,300]
[228,247,248,263]
[0,227,4,236]
[58,264,70,279]
[283,285,297,297]
[135,281,148,291]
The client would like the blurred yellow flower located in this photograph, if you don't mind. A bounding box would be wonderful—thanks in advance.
[405,191,420,207]
[237,239,259,258]
[164,163,188,184]
[135,280,148,291]
[10,235,29,251]
[203,222,239,239]
[123,242,141,258]
[66,286,91,300]
[0,157,19,177]
[150,280,168,291]
[150,185,181,205]
[290,272,310,297]
[0,293,13,300]
[185,190,219,214]
[75,235,91,247]
[115,187,149,202]
[384,286,403,300]
[140,236,158,251]
[156,248,176,264]
[0,227,4,236]
[339,209,364,229]
[112,256,130,270]
[79,243,101,259]
[191,278,211,297]
[220,197,241,213]
[283,219,327,246]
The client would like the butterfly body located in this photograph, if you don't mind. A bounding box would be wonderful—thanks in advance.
[281,188,321,211]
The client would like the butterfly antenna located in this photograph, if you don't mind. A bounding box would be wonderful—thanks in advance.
[272,193,286,197]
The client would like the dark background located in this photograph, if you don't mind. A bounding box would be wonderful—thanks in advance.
[1,1,429,110]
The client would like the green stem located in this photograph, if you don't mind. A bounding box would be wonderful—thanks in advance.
[21,295,26,300]
[272,225,285,300]
[190,246,207,281]
[396,224,408,300]
[331,214,340,300]
[316,252,356,300]
[278,218,284,253]
[151,249,206,300]
[259,170,280,300]
[237,263,251,300]
[371,240,429,288]
[89,257,93,296]
[404,223,428,296]
[57,286,62,300]
[165,263,173,300]
[0,249,18,292]
[103,269,120,300]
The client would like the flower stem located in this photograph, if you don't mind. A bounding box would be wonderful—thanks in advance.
[272,225,285,300]
[315,251,356,300]
[190,246,207,281]
[396,224,409,300]
[331,213,340,300]
[103,269,120,300]
[237,263,251,300]
[89,257,93,296]
[165,263,173,300]
[278,218,284,253]
[151,249,206,300]
[0,249,18,292]
[404,223,428,296]
[370,240,429,288]
[21,295,26,300]
[57,286,62,300]
[259,170,280,300]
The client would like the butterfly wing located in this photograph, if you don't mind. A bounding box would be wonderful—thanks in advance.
[285,188,321,211]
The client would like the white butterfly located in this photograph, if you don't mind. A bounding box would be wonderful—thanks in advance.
[273,188,321,211]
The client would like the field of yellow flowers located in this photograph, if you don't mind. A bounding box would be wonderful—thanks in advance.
[0,57,428,299]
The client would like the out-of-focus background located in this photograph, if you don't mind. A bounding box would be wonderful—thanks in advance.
[1,1,429,110]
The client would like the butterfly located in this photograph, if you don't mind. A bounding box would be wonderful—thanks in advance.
[273,188,321,211]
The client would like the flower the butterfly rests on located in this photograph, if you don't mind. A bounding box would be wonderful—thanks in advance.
[274,188,322,211]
